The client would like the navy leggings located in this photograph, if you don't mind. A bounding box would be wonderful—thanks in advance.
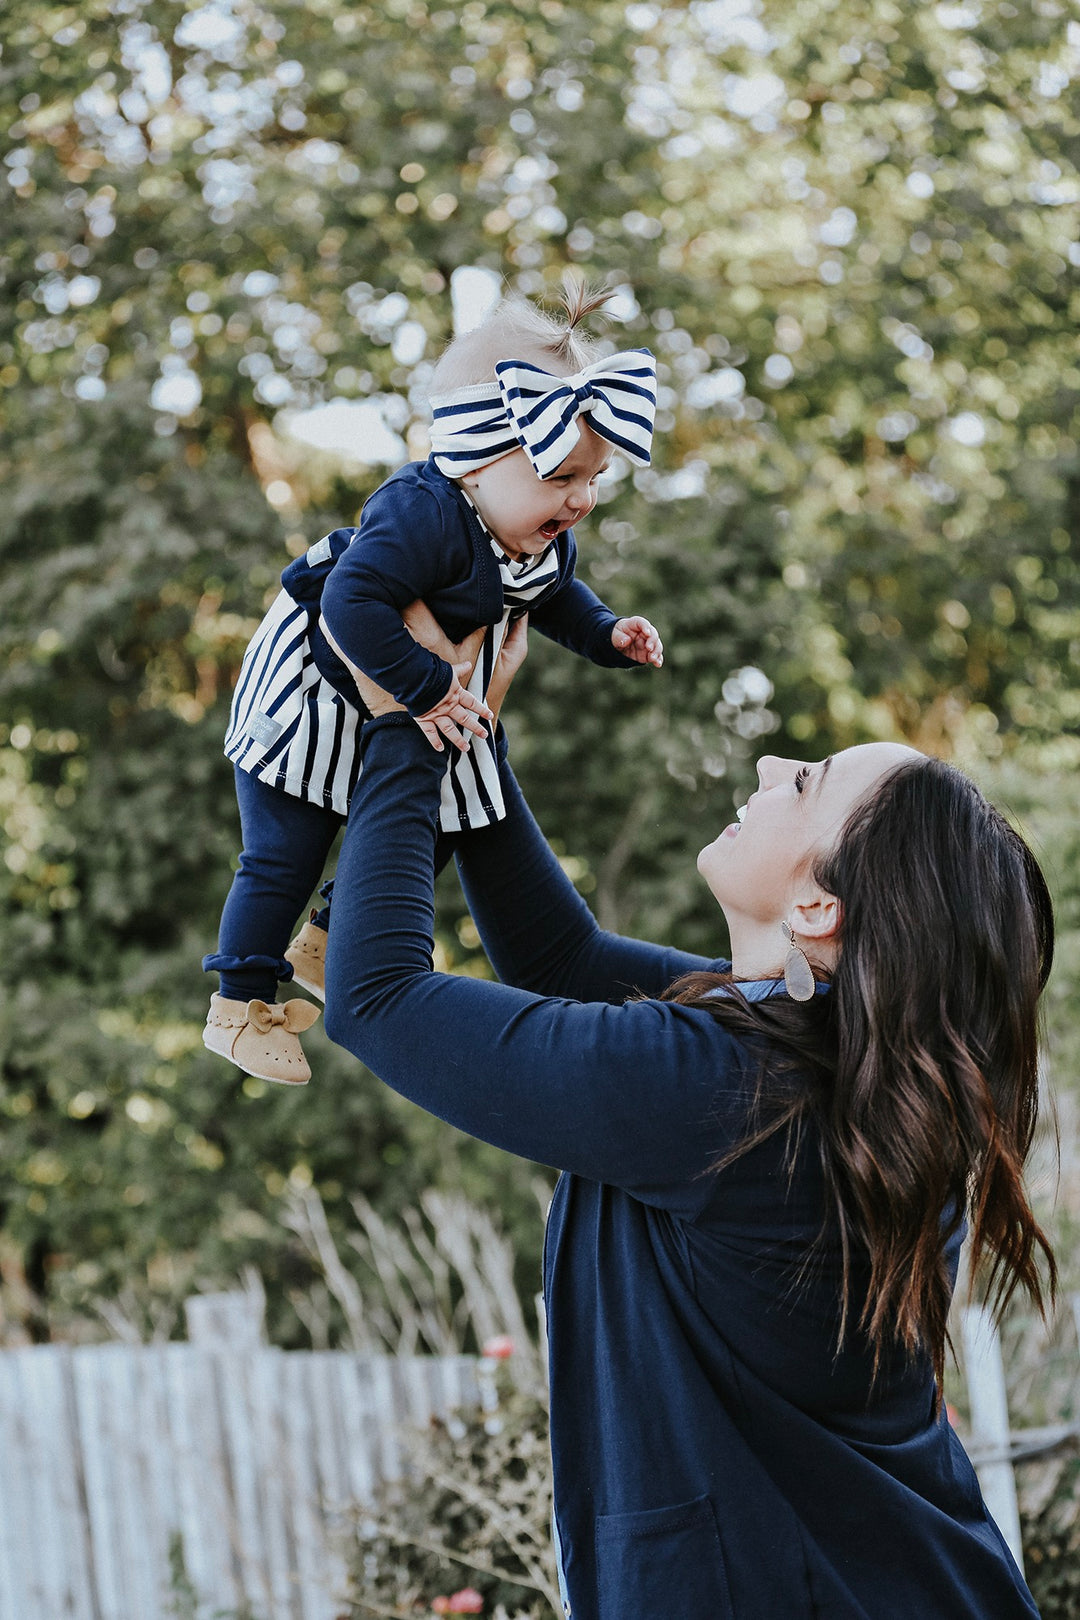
[204,764,458,1003]
[203,767,343,1003]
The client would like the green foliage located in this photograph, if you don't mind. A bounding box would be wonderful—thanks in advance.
[0,0,1077,1347]
[1022,1452,1080,1620]
[344,1370,557,1620]
[166,1530,261,1620]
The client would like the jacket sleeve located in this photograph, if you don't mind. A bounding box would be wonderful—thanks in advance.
[527,532,639,669]
[453,746,720,1003]
[323,718,750,1207]
[319,483,460,715]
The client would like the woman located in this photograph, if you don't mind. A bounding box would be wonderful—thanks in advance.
[322,621,1053,1620]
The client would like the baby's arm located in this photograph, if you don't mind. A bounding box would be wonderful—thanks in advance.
[529,573,664,671]
[524,527,663,671]
[320,483,468,717]
[321,608,490,753]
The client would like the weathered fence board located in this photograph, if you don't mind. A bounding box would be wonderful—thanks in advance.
[4,1312,1062,1620]
[0,1346,479,1620]
[0,1349,97,1620]
[164,1346,242,1616]
[961,1305,1025,1572]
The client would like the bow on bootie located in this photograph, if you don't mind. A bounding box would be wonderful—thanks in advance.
[247,999,320,1034]
[203,993,320,1085]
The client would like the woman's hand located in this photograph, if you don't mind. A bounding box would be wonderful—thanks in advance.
[318,605,497,752]
[487,612,529,723]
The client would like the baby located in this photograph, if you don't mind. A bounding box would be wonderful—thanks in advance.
[203,281,663,1085]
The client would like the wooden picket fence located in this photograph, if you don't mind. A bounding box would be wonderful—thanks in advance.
[0,1336,479,1620]
[960,1300,1080,1576]
[2,1296,1077,1619]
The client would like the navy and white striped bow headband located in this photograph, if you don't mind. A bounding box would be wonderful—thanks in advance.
[429,349,657,479]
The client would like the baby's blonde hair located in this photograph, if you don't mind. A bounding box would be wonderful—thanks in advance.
[429,275,614,394]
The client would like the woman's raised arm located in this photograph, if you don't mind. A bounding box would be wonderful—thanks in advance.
[323,718,748,1205]
[454,747,717,1003]
[332,603,720,1002]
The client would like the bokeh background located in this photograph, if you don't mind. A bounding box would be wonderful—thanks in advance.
[2,0,1080,1598]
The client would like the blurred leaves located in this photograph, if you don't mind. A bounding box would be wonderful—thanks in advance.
[1,0,1078,1331]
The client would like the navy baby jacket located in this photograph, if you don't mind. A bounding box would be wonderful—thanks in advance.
[323,718,1040,1620]
[284,456,634,715]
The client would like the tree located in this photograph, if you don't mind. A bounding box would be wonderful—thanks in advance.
[1,0,1077,1334]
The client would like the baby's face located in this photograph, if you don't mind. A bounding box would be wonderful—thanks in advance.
[460,423,612,561]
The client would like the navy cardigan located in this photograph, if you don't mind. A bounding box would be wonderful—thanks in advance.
[323,717,1039,1620]
[290,456,635,716]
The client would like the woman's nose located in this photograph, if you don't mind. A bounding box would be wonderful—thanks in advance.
[757,754,790,787]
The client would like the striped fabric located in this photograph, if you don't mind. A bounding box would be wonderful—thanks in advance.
[438,534,560,832]
[429,349,657,479]
[225,529,561,830]
[224,580,362,817]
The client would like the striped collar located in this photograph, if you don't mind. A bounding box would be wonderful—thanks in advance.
[457,485,558,582]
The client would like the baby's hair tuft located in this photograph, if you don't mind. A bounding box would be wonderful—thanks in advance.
[556,272,617,348]
[428,273,623,396]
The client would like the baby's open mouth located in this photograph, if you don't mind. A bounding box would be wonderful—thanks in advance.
[539,520,561,538]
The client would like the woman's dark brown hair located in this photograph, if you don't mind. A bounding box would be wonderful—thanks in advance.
[665,757,1056,1392]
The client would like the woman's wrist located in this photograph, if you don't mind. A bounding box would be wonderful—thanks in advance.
[359,710,444,749]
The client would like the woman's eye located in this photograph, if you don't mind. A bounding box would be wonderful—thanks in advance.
[794,766,811,794]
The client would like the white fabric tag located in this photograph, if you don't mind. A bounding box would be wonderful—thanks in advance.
[306,536,333,567]
[248,711,284,748]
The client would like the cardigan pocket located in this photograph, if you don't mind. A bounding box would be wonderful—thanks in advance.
[594,1493,734,1620]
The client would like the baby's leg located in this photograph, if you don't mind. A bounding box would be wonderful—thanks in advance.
[204,767,343,1003]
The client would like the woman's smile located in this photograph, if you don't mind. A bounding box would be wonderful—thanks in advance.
[718,797,751,839]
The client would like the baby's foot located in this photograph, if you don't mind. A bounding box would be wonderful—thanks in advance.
[203,994,319,1085]
[284,914,327,1003]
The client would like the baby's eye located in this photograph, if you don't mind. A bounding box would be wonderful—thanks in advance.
[794,766,811,794]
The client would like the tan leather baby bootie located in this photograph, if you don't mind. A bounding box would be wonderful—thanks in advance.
[203,994,320,1085]
[284,914,327,1003]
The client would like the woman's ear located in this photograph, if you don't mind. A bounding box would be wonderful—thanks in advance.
[791,890,841,943]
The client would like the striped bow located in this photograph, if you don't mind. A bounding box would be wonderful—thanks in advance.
[429,349,656,479]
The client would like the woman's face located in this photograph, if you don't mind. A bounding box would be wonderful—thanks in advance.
[698,743,921,928]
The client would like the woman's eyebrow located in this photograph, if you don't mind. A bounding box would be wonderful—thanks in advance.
[816,756,834,792]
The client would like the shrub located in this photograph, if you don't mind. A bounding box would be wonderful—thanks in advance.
[342,1362,558,1620]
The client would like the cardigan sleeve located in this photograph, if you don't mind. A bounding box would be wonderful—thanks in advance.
[323,718,752,1206]
[319,482,460,716]
[453,746,720,1003]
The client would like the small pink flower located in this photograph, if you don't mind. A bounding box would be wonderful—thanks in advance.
[431,1599,451,1615]
[481,1334,514,1360]
[448,1589,484,1614]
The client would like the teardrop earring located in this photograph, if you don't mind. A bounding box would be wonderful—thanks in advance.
[781,921,816,1001]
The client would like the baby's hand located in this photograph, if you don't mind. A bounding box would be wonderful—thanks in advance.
[612,615,664,669]
[416,663,493,753]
